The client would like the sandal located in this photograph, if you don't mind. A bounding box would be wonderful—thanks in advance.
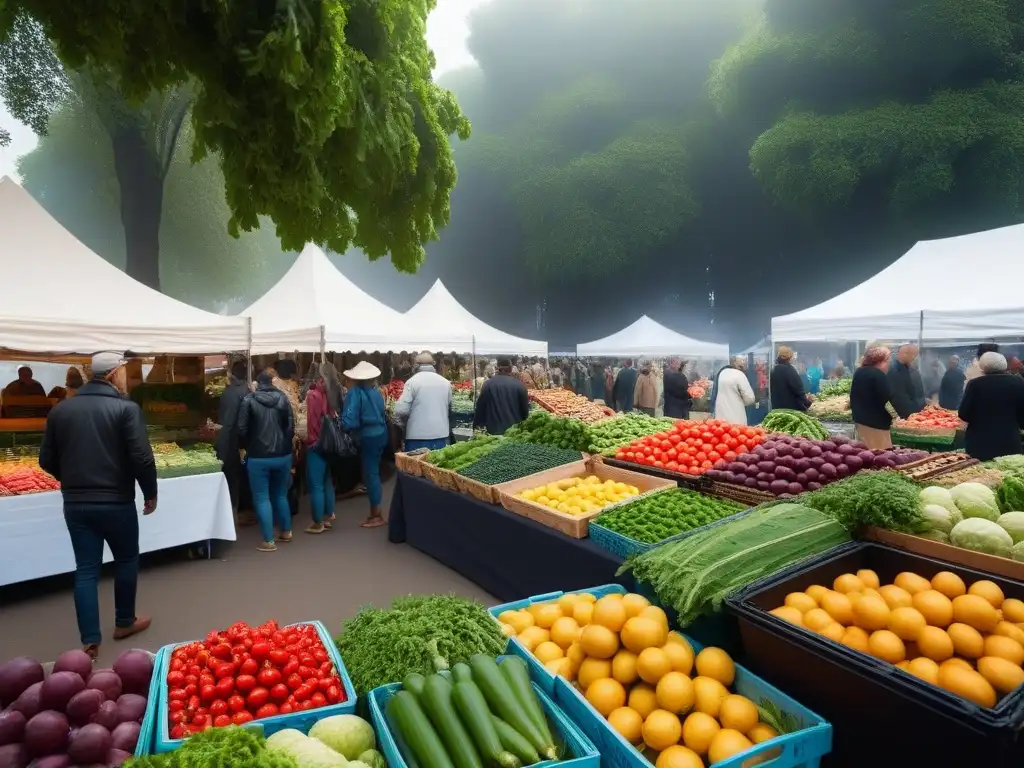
[323,520,333,530]
[304,523,326,534]
[360,517,386,529]
[83,644,99,660]
[278,532,293,542]
[257,541,278,552]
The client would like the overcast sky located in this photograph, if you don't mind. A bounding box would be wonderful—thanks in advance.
[0,0,490,180]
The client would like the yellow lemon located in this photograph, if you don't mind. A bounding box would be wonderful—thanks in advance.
[977,656,1024,696]
[573,601,594,626]
[1002,598,1024,623]
[952,594,1001,633]
[905,656,940,685]
[586,678,627,717]
[867,630,906,664]
[593,596,628,632]
[621,616,667,653]
[931,571,967,599]
[984,634,1024,665]
[607,706,644,745]
[937,664,997,708]
[517,626,550,652]
[718,694,759,733]
[820,591,855,626]
[550,617,581,649]
[833,573,865,594]
[580,624,620,659]
[637,647,673,684]
[888,607,927,641]
[784,592,818,614]
[948,623,985,659]
[681,711,720,755]
[556,593,579,614]
[912,590,954,628]
[916,626,955,662]
[628,683,658,719]
[642,709,682,752]
[498,610,533,634]
[856,569,881,589]
[802,608,833,632]
[878,584,914,610]
[968,580,1005,609]
[694,647,735,687]
[770,606,805,626]
[894,572,932,595]
[577,658,612,692]
[611,650,639,685]
[804,584,830,604]
[534,603,563,629]
[655,671,695,715]
[534,641,564,664]
[852,595,890,632]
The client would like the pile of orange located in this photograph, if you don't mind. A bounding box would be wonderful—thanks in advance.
[499,591,781,768]
[768,568,1024,707]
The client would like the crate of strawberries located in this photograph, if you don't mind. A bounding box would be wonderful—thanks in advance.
[155,619,356,753]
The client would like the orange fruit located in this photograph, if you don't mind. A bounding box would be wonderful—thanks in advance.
[820,591,855,626]
[607,707,643,745]
[905,656,940,685]
[655,671,695,715]
[611,649,639,685]
[655,745,705,768]
[994,621,1024,646]
[968,580,1005,609]
[681,711,720,755]
[642,709,682,752]
[1002,598,1024,623]
[804,584,830,604]
[887,607,927,641]
[550,617,581,649]
[621,616,667,653]
[916,626,954,662]
[878,584,914,610]
[984,634,1024,666]
[692,676,729,718]
[867,630,906,664]
[857,569,881,589]
[833,573,865,594]
[852,594,890,631]
[802,608,833,632]
[628,684,658,719]
[586,678,627,716]
[621,593,651,618]
[662,640,695,675]
[694,647,735,687]
[784,592,818,613]
[748,722,779,743]
[977,656,1024,696]
[577,658,612,691]
[718,694,759,733]
[947,623,985,659]
[952,595,1001,633]
[894,572,932,595]
[937,664,997,708]
[841,626,870,653]
[913,589,954,628]
[572,601,594,626]
[534,641,564,664]
[580,624,620,659]
[817,622,845,642]
[637,647,673,684]
[708,729,754,765]
[931,571,967,599]
[592,596,628,632]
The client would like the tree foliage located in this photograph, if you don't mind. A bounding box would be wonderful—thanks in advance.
[0,0,469,271]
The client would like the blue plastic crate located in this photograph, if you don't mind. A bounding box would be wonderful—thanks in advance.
[154,619,357,753]
[135,646,166,757]
[490,584,628,696]
[368,658,599,768]
[589,505,754,559]
[554,633,832,768]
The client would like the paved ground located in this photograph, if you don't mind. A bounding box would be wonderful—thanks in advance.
[0,477,494,666]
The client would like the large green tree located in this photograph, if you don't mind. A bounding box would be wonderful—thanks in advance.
[0,0,469,273]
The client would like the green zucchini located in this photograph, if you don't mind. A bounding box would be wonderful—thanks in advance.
[452,681,521,768]
[499,657,552,745]
[469,655,557,761]
[404,672,428,697]
[421,675,484,768]
[386,689,455,768]
[385,707,422,768]
[452,663,473,683]
[492,716,542,765]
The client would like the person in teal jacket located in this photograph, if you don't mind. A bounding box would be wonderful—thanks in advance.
[341,361,389,528]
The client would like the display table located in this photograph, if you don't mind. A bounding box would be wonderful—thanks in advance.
[388,472,628,602]
[0,472,236,586]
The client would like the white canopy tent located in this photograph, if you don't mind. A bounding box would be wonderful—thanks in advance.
[403,280,548,357]
[576,315,729,358]
[240,244,471,353]
[773,222,1024,343]
[0,176,249,354]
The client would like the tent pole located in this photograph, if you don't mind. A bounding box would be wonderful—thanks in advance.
[245,316,253,386]
[319,324,326,359]
[472,337,477,399]
[918,310,924,351]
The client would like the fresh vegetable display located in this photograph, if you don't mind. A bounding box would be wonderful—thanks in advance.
[807,394,851,422]
[585,413,677,455]
[514,475,642,516]
[268,715,383,767]
[164,620,346,739]
[124,724,297,768]
[817,378,852,398]
[498,591,797,765]
[594,489,743,544]
[335,595,507,695]
[387,655,564,768]
[0,465,60,495]
[529,390,614,423]
[933,465,1005,489]
[458,443,583,486]
[154,444,221,479]
[760,410,829,440]
[914,483,1024,560]
[949,481,1001,522]
[704,433,926,496]
[997,473,1024,513]
[426,437,502,472]
[621,504,851,626]
[503,412,591,452]
[800,471,928,534]
[766,569,1024,708]
[0,648,153,767]
[893,405,964,431]
[991,454,1024,474]
[613,419,766,476]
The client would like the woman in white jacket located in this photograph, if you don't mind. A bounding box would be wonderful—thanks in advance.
[714,357,756,425]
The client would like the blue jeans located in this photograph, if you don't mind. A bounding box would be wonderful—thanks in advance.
[305,448,335,524]
[360,433,388,507]
[405,437,449,452]
[246,454,293,541]
[64,502,140,646]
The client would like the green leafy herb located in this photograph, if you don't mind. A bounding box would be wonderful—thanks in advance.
[586,412,678,454]
[800,470,927,534]
[595,488,743,543]
[457,442,582,485]
[504,411,591,451]
[427,436,502,471]
[124,725,296,768]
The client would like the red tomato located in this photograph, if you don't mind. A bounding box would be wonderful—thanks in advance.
[255,703,279,720]
[196,650,211,668]
[215,677,235,699]
[214,663,235,680]
[297,700,314,711]
[209,699,228,717]
[200,684,217,702]
[286,673,303,691]
[170,658,186,672]
[326,685,341,704]
[213,714,232,728]
[232,711,254,725]
[257,668,282,687]
[170,725,185,740]
[251,642,272,661]
[192,713,209,727]
[270,683,289,702]
[169,699,185,712]
[235,675,257,694]
[167,670,186,687]
[293,684,312,702]
[282,658,300,677]
[227,695,246,713]
[297,665,317,680]
[319,661,334,676]
[240,658,259,676]
[310,692,326,707]
[279,703,294,714]
[210,644,232,661]
[246,687,269,710]
[169,688,188,702]
[188,695,201,711]
[268,649,289,666]
[170,710,186,725]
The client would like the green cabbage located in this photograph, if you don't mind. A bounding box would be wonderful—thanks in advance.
[266,729,348,767]
[358,750,386,768]
[996,511,1024,544]
[919,486,959,516]
[950,482,1000,522]
[1013,541,1024,562]
[917,529,950,544]
[950,518,1013,557]
[309,715,376,760]
[921,503,962,535]
[996,474,1024,513]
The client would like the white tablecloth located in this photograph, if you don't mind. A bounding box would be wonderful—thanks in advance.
[0,473,236,586]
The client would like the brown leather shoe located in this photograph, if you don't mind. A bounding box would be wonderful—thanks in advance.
[113,616,151,640]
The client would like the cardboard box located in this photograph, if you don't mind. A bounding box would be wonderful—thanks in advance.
[862,526,1024,581]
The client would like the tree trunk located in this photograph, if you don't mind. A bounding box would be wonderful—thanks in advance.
[111,126,164,290]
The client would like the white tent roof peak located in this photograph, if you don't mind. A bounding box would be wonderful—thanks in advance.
[404,279,548,356]
[576,315,729,358]
[0,176,249,354]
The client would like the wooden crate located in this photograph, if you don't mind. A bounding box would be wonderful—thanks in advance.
[395,452,425,477]
[495,458,676,538]
[863,527,1024,581]
[422,461,459,491]
[454,473,498,504]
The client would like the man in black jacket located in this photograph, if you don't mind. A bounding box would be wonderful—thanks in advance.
[663,358,692,419]
[473,358,530,435]
[888,344,926,417]
[39,352,155,657]
[613,360,639,412]
[769,346,810,411]
[215,360,251,521]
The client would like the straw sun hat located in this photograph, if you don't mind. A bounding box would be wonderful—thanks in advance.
[344,361,382,380]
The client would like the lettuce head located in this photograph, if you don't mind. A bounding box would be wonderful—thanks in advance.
[950,517,1013,557]
[950,482,1000,522]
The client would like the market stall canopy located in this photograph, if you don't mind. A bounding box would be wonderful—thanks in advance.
[403,280,548,357]
[239,244,471,353]
[0,177,249,355]
[576,316,729,358]
[772,222,1024,343]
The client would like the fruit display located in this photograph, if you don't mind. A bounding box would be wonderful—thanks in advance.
[593,489,743,545]
[893,404,964,432]
[0,648,154,766]
[498,591,796,766]
[459,443,583,486]
[425,436,502,472]
[613,419,767,476]
[623,503,851,626]
[760,410,829,440]
[504,411,591,452]
[703,433,927,496]
[163,620,347,739]
[204,374,228,398]
[514,475,642,516]
[529,390,614,423]
[586,413,677,455]
[153,444,222,479]
[0,464,59,496]
[807,394,852,422]
[336,595,508,695]
[766,569,1024,707]
[386,655,568,767]
[382,379,405,401]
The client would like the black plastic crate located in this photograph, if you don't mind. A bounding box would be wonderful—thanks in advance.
[725,541,1024,768]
